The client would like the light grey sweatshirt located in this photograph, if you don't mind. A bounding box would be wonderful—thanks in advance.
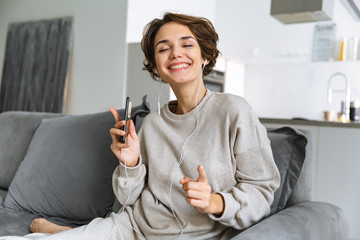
[112,90,280,240]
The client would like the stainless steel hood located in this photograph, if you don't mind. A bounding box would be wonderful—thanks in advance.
[271,0,334,24]
[340,0,360,21]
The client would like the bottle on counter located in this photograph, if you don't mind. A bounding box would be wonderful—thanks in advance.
[338,101,345,123]
[350,100,360,123]
[338,101,350,123]
[347,36,358,61]
[339,38,347,61]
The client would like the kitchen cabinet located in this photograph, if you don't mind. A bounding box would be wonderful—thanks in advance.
[316,127,359,240]
[262,120,360,240]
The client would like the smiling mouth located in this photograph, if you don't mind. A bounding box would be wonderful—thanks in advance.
[168,63,190,70]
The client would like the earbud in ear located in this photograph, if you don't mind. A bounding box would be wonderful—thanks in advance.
[204,59,208,65]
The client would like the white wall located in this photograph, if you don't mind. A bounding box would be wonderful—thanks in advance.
[126,0,216,43]
[0,0,128,114]
[214,0,360,120]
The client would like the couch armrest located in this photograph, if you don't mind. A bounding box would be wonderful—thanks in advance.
[228,201,348,240]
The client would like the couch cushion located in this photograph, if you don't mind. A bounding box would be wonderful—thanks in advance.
[0,111,62,189]
[286,128,313,206]
[267,127,307,215]
[4,99,150,226]
[0,188,6,204]
[229,202,348,240]
[0,207,41,236]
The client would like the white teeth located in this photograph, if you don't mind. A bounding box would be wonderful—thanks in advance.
[169,63,188,69]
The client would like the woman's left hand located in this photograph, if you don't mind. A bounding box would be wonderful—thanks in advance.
[180,165,224,215]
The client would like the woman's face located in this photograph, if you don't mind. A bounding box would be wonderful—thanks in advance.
[154,22,205,86]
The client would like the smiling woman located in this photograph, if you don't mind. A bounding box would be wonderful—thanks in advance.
[10,12,280,240]
[141,13,219,82]
[153,22,206,108]
[140,13,220,115]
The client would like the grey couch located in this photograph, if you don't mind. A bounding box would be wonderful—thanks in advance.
[0,97,348,239]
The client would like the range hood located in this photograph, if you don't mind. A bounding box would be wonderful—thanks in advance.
[271,0,334,24]
[340,0,360,21]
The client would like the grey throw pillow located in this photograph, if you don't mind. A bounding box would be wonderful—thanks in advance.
[0,111,61,189]
[4,98,150,226]
[268,127,307,215]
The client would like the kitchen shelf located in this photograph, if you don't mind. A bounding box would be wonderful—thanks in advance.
[260,117,360,129]
[246,60,360,65]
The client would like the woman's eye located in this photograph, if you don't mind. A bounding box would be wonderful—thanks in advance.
[184,44,193,48]
[159,48,168,53]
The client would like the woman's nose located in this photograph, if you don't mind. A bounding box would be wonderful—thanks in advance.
[170,45,183,59]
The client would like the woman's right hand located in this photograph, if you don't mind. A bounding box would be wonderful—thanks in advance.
[109,107,140,167]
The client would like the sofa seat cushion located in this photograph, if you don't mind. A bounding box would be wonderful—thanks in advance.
[0,189,6,204]
[0,111,62,190]
[267,127,307,215]
[0,207,41,236]
[4,99,150,227]
[229,201,348,240]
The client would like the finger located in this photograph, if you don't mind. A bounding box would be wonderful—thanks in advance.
[197,165,208,183]
[110,142,121,152]
[185,189,207,200]
[109,128,126,144]
[109,128,126,138]
[186,198,207,210]
[128,120,137,139]
[117,142,130,149]
[114,120,126,129]
[180,176,194,185]
[109,128,119,143]
[110,107,122,123]
[183,181,210,192]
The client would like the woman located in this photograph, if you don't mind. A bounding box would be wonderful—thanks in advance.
[28,12,280,240]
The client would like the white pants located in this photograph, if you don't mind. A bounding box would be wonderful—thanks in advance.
[0,212,140,240]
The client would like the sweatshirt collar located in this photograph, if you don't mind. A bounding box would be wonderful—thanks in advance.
[162,89,213,121]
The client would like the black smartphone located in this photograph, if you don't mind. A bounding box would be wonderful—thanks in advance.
[121,97,132,143]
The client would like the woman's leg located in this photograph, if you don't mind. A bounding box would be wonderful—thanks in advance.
[26,212,139,240]
[30,218,72,234]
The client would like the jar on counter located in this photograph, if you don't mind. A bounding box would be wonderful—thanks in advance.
[350,100,360,122]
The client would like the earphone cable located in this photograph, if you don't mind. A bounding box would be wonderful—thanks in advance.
[120,60,207,240]
[121,138,147,239]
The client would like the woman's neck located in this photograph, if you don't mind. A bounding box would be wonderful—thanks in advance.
[171,82,207,115]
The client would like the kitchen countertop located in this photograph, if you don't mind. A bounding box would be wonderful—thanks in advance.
[260,118,360,129]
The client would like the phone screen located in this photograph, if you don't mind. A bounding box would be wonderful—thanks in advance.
[121,97,132,143]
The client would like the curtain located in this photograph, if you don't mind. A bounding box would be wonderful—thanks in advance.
[0,17,72,113]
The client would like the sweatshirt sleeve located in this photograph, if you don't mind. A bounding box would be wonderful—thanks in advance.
[112,156,146,206]
[209,107,280,230]
[112,128,147,206]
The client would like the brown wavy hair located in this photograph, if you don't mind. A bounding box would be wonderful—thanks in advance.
[141,12,220,82]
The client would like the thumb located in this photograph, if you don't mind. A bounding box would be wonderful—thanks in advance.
[128,120,137,137]
[197,165,208,183]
